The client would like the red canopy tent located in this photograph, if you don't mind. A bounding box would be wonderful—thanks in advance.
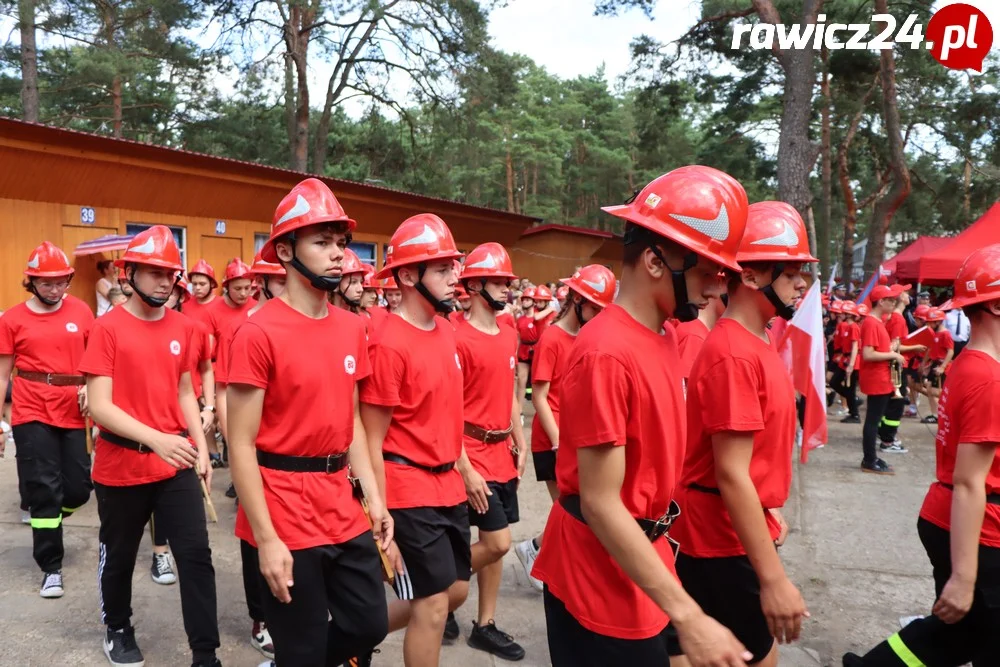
[896,202,1000,285]
[885,236,951,282]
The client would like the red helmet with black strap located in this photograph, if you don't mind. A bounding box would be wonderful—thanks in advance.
[115,226,183,308]
[602,165,749,322]
[562,264,617,324]
[223,258,253,286]
[946,244,1000,311]
[377,213,463,314]
[188,259,218,287]
[24,241,74,305]
[462,243,516,311]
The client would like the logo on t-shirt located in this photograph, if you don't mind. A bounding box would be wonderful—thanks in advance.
[455,353,462,370]
[527,322,534,329]
[169,340,181,356]
[65,322,79,333]
[344,355,357,375]
[509,356,515,369]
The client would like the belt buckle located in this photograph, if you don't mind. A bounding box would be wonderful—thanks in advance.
[484,428,500,442]
[325,454,339,474]
[137,442,149,453]
[45,373,54,385]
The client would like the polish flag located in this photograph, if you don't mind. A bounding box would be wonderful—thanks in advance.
[777,282,828,463]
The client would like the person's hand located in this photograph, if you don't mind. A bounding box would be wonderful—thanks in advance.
[760,576,809,644]
[149,433,198,469]
[933,573,975,623]
[915,344,928,353]
[385,540,406,579]
[368,497,394,551]
[200,407,215,436]
[933,365,944,376]
[893,352,907,364]
[258,537,295,603]
[461,466,492,514]
[770,508,789,547]
[676,610,752,667]
[516,445,528,481]
[197,449,212,490]
[77,386,90,417]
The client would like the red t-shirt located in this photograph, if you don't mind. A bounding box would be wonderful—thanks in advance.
[206,296,256,356]
[530,325,576,453]
[859,315,893,395]
[532,305,686,640]
[364,306,389,336]
[515,314,545,362]
[498,312,516,330]
[676,318,710,381]
[930,328,954,361]
[184,315,212,399]
[919,350,1000,547]
[837,321,861,370]
[184,297,216,335]
[0,297,93,428]
[672,319,795,557]
[79,307,196,486]
[448,310,466,327]
[454,318,518,483]
[885,312,908,342]
[229,299,371,550]
[360,314,465,509]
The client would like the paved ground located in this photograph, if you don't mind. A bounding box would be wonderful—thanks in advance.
[0,404,941,666]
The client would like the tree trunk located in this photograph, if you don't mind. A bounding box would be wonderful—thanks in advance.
[752,0,824,221]
[837,74,879,281]
[963,158,972,220]
[805,207,819,278]
[111,75,123,138]
[18,0,39,123]
[284,54,296,166]
[863,1,912,280]
[284,3,317,172]
[818,46,832,277]
[505,147,515,212]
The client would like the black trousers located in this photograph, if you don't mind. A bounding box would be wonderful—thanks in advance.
[262,533,388,666]
[831,367,860,417]
[13,421,92,572]
[95,469,219,662]
[855,519,1000,666]
[241,539,265,623]
[879,380,907,444]
[863,393,892,463]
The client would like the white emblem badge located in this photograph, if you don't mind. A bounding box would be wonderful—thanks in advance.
[344,355,357,375]
[169,340,181,356]
[65,322,79,333]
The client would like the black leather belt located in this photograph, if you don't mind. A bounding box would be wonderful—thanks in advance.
[257,450,348,474]
[560,494,680,545]
[383,452,455,474]
[688,482,721,496]
[99,429,189,453]
[940,482,1000,505]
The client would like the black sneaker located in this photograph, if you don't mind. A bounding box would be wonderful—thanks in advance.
[40,570,64,598]
[225,482,237,499]
[921,415,938,424]
[840,415,861,424]
[191,659,221,667]
[468,620,526,661]
[344,649,379,667]
[861,458,894,475]
[104,626,144,667]
[443,612,460,642]
[842,652,864,666]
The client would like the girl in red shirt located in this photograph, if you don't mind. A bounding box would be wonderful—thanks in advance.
[0,242,94,599]
[922,307,954,424]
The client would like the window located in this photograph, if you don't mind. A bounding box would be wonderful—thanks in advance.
[349,241,376,266]
[125,223,186,267]
[254,233,268,255]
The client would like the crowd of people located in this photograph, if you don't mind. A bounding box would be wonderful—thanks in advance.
[1,166,998,667]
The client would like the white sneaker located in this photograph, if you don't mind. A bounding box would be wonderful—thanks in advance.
[899,615,922,628]
[514,539,543,592]
[251,621,274,659]
[40,571,64,598]
[21,510,31,525]
[150,552,177,585]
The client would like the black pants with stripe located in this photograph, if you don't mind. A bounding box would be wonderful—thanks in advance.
[831,367,860,417]
[95,468,219,663]
[13,421,92,572]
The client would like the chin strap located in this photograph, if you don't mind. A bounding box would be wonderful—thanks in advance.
[337,277,362,308]
[285,232,343,291]
[760,262,795,321]
[471,279,507,312]
[28,278,69,307]
[406,265,454,315]
[260,276,274,301]
[624,225,700,323]
[126,265,174,308]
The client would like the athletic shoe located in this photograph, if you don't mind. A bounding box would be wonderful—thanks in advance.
[40,570,64,598]
[191,659,221,667]
[468,620,526,661]
[842,653,864,667]
[21,509,30,525]
[225,483,237,499]
[899,615,922,628]
[904,406,918,418]
[443,612,460,642]
[921,415,938,424]
[104,626,144,667]
[514,539,543,592]
[861,458,894,475]
[251,621,274,659]
[879,441,908,454]
[344,649,379,667]
[257,663,274,667]
[840,415,860,424]
[209,454,224,469]
[151,552,177,585]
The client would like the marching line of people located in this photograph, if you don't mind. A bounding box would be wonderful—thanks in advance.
[2,164,999,667]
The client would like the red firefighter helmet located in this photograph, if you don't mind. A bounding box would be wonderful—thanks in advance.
[562,264,617,309]
[118,267,128,282]
[856,303,871,317]
[914,304,931,319]
[461,243,517,280]
[174,277,191,302]
[557,286,569,300]
[340,248,366,277]
[376,214,463,279]
[601,165,749,272]
[926,307,945,322]
[249,251,286,277]
[840,300,858,315]
[262,178,356,263]
[24,242,74,278]
[380,275,399,290]
[223,258,253,285]
[736,201,817,264]
[188,259,218,286]
[534,285,553,301]
[115,226,183,272]
[521,287,537,300]
[948,244,1000,310]
[361,263,377,288]
[829,300,843,314]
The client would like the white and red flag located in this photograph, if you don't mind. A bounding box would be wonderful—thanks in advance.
[777,281,828,463]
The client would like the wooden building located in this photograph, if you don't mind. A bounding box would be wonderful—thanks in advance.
[0,118,623,311]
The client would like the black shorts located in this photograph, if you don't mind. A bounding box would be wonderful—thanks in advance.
[904,367,921,385]
[390,504,471,600]
[924,361,946,386]
[545,586,674,666]
[533,450,556,482]
[674,552,774,663]
[469,478,520,532]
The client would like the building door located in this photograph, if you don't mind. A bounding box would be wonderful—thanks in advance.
[62,224,118,313]
[199,236,243,294]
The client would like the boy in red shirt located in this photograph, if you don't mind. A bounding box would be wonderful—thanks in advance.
[360,265,390,333]
[361,213,470,667]
[515,286,556,413]
[878,286,927,452]
[227,179,390,667]
[0,242,94,599]
[832,301,862,423]
[514,264,617,592]
[206,258,257,354]
[676,293,727,386]
[672,201,813,666]
[452,242,530,660]
[532,166,752,666]
[844,244,1000,666]
[79,226,219,667]
[329,247,367,314]
[859,286,908,475]
[184,259,219,325]
[923,307,954,424]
